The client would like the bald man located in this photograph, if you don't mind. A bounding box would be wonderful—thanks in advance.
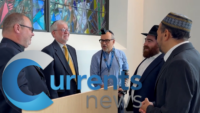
[90,29,129,113]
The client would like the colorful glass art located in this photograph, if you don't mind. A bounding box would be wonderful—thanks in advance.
[0,0,46,30]
[50,0,108,35]
[0,0,108,34]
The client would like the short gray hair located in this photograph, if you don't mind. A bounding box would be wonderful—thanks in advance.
[111,34,115,39]
[50,20,68,32]
[2,13,25,33]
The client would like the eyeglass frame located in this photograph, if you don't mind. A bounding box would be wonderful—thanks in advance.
[54,28,69,33]
[19,24,34,33]
[99,39,114,43]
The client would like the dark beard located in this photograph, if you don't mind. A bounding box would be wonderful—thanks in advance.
[143,45,159,58]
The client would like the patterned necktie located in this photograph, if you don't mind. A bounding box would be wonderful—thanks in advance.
[63,45,76,81]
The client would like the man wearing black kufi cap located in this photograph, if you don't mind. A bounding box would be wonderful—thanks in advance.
[140,12,200,113]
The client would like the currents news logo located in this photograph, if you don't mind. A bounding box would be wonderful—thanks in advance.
[2,50,143,111]
[2,51,53,110]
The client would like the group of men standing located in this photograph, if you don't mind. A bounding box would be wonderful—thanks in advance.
[0,11,200,113]
[0,13,80,113]
[127,12,200,113]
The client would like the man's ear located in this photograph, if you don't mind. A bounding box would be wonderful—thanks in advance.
[113,39,115,44]
[13,24,20,34]
[51,31,56,38]
[163,29,171,41]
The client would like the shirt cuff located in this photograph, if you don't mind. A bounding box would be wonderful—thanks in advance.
[147,105,154,113]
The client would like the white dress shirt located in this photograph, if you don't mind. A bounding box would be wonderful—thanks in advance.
[131,52,161,100]
[164,41,189,62]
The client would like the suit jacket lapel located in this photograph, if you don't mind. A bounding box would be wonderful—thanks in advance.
[34,66,45,78]
[140,54,164,83]
[67,45,78,75]
[134,59,146,75]
[167,43,193,63]
[52,40,72,75]
[130,59,146,87]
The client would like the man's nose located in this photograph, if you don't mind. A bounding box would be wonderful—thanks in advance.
[144,41,148,46]
[32,32,35,36]
[102,41,107,44]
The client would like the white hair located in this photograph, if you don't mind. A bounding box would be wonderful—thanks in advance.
[50,20,68,32]
[111,34,115,39]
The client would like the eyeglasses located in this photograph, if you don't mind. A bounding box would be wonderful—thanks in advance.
[99,39,114,43]
[54,28,69,33]
[19,24,34,33]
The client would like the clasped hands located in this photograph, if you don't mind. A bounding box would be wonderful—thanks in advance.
[139,98,153,113]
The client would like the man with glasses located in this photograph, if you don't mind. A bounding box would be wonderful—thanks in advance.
[42,20,80,99]
[90,29,129,113]
[0,13,50,113]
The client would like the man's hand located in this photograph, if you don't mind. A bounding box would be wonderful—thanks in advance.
[118,88,123,97]
[139,101,146,113]
[139,98,153,113]
[139,109,146,113]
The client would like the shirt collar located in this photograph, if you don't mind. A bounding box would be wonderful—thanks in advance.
[56,40,65,49]
[164,41,189,62]
[2,38,24,51]
[18,43,25,51]
[103,48,115,54]
[153,52,162,59]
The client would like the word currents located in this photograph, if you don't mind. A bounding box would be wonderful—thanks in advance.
[50,71,142,91]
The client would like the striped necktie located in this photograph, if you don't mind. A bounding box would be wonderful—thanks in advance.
[63,45,76,81]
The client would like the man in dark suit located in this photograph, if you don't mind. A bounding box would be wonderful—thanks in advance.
[140,12,200,113]
[42,20,79,99]
[126,25,164,113]
[0,13,50,113]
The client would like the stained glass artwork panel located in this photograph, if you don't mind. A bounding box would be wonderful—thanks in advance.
[0,0,108,34]
[0,0,46,30]
[33,0,45,30]
[50,0,108,35]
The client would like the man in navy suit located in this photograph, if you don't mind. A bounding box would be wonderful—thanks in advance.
[42,20,80,99]
[0,13,50,113]
[126,25,164,113]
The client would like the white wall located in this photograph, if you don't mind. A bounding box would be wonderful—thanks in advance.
[125,0,144,102]
[143,0,200,52]
[109,0,128,48]
[109,0,144,103]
